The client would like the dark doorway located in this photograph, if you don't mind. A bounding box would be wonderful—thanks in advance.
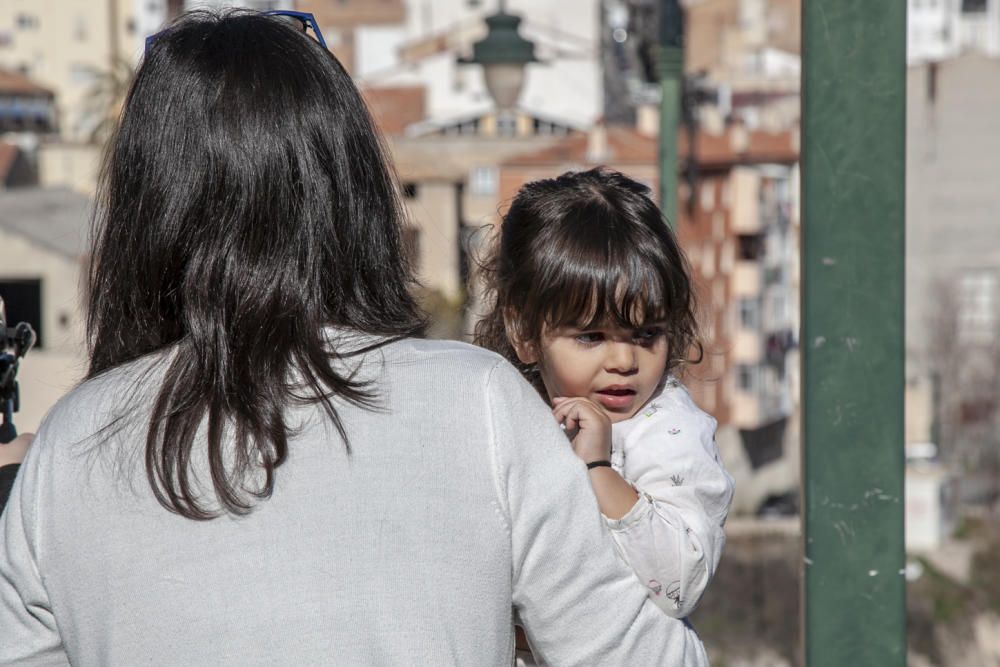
[0,279,43,349]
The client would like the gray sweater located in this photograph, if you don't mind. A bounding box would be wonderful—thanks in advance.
[0,336,708,666]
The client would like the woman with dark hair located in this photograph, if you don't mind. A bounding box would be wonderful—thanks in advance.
[0,11,705,666]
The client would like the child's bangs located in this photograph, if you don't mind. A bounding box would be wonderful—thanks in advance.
[533,247,670,333]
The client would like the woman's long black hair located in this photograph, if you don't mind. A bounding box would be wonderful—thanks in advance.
[475,167,702,397]
[88,11,424,519]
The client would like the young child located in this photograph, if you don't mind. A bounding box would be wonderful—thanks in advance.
[475,167,735,642]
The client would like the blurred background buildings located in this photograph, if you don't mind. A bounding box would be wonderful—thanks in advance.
[1,1,999,664]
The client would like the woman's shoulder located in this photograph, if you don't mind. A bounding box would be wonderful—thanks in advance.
[381,337,543,408]
[24,352,168,463]
[382,336,510,376]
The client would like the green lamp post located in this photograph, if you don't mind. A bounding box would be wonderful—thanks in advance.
[459,0,538,110]
[658,0,683,228]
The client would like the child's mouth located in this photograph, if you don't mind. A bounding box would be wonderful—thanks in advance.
[595,387,636,409]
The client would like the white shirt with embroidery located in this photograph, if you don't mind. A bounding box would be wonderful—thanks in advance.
[604,377,735,618]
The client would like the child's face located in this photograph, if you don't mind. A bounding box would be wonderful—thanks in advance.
[517,322,670,423]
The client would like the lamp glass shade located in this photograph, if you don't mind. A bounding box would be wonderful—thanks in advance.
[483,63,525,110]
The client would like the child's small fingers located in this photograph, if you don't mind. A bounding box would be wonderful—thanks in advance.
[551,396,568,406]
[554,407,600,437]
[555,409,579,431]
[553,398,596,421]
[551,400,583,423]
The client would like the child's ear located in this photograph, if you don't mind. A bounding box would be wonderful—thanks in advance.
[503,312,539,364]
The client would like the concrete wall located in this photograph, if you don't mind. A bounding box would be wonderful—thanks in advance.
[37,142,101,196]
[907,56,1000,360]
[404,180,461,299]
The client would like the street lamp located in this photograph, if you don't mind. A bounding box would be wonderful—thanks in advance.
[458,1,538,110]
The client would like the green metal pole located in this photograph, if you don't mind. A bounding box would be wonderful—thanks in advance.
[802,2,907,665]
[658,0,682,228]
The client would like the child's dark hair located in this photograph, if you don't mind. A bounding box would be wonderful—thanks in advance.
[475,167,702,394]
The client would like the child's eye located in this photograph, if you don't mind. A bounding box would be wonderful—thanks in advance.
[633,327,665,346]
[574,332,605,345]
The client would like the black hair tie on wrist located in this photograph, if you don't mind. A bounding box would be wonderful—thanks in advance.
[586,460,613,470]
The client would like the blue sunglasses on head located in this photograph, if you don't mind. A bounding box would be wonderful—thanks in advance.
[144,10,328,54]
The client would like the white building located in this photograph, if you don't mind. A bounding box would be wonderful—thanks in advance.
[357,0,602,132]
[908,0,1000,64]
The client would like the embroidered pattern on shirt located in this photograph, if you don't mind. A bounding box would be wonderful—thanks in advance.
[670,474,684,486]
[665,581,682,608]
[668,427,681,435]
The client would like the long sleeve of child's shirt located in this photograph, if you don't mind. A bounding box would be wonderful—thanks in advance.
[604,377,736,618]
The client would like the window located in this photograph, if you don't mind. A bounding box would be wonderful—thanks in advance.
[70,63,96,85]
[737,364,758,391]
[768,290,788,324]
[739,297,760,329]
[700,181,714,211]
[470,166,498,196]
[737,233,765,261]
[15,14,39,30]
[958,270,997,344]
[962,0,987,11]
[74,16,88,41]
[0,279,43,349]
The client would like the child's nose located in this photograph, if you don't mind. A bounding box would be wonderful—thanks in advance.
[604,342,638,374]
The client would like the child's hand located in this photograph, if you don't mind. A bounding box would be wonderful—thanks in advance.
[551,397,612,465]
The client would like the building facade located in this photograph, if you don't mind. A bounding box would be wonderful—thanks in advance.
[907,54,1000,502]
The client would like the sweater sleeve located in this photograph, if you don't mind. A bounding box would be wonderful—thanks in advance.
[0,425,69,666]
[604,388,736,618]
[485,361,709,666]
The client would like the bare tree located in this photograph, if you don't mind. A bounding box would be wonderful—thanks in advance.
[80,57,135,145]
[925,274,1000,509]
